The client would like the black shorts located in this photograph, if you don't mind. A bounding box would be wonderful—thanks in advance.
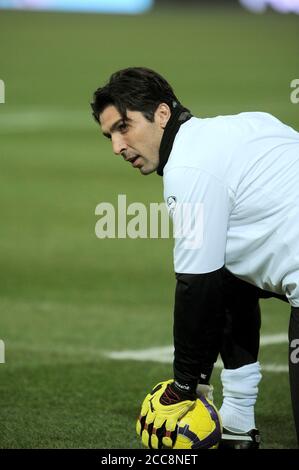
[220,268,288,369]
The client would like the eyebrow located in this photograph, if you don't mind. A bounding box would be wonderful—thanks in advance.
[102,118,129,139]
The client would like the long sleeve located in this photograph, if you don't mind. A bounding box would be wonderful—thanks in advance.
[163,166,231,388]
[173,269,225,387]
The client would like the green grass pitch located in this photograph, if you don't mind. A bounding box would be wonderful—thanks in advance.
[0,5,298,448]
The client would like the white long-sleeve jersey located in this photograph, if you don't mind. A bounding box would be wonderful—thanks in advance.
[163,112,299,307]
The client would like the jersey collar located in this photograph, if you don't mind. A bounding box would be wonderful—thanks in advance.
[157,102,192,176]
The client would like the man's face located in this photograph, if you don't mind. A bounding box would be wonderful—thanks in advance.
[99,104,170,175]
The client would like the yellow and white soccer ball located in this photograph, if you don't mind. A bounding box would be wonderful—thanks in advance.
[173,397,222,449]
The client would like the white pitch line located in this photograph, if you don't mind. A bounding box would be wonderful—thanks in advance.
[0,109,91,133]
[0,103,289,133]
[260,364,288,372]
[105,333,289,373]
[260,333,288,345]
[107,346,174,363]
[0,100,285,134]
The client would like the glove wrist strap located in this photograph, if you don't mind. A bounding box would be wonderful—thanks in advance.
[173,380,197,400]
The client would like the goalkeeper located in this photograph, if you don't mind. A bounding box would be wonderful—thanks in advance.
[91,67,299,449]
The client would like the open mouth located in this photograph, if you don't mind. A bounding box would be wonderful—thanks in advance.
[130,155,142,167]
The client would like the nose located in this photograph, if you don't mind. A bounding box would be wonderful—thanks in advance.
[112,134,127,156]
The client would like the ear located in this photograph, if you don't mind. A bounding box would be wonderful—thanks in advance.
[155,103,171,129]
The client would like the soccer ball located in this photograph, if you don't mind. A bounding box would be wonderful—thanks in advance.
[173,397,222,449]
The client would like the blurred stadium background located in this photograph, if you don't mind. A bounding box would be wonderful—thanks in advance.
[0,0,298,449]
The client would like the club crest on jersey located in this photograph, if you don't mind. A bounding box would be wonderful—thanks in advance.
[167,196,177,216]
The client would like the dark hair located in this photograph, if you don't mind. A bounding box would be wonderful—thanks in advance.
[91,67,181,123]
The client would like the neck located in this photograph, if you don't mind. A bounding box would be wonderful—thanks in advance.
[157,102,192,176]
